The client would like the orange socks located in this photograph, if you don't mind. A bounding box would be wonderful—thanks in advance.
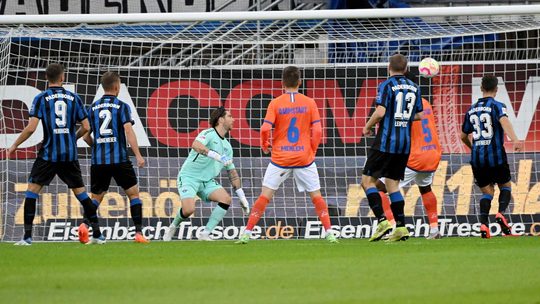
[245,195,270,231]
[380,191,395,226]
[421,191,438,228]
[312,196,331,231]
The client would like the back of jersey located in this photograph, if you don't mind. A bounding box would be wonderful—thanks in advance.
[407,99,442,172]
[462,97,507,167]
[372,75,423,154]
[264,92,320,167]
[88,95,133,165]
[29,87,87,162]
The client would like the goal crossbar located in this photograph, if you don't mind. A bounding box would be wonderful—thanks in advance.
[1,5,540,24]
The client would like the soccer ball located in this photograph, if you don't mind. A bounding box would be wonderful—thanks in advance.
[418,58,439,78]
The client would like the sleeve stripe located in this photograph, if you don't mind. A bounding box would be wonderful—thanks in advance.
[311,120,321,124]
[263,119,274,126]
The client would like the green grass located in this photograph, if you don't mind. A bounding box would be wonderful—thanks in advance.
[1,237,539,304]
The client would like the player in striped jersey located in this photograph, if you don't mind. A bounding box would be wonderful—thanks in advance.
[82,72,148,243]
[362,54,423,242]
[461,75,523,238]
[8,63,103,245]
[378,98,442,239]
[236,66,337,244]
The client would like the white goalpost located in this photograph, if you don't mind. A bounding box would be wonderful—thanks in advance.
[1,5,540,241]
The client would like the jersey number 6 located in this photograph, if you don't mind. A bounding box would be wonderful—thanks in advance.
[287,117,300,143]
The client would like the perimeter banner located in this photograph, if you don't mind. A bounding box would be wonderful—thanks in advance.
[40,214,540,241]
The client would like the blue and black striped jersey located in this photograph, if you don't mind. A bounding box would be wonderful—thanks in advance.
[29,86,87,162]
[88,95,134,165]
[371,75,423,154]
[462,97,508,167]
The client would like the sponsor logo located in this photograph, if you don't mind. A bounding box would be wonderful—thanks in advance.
[42,217,534,242]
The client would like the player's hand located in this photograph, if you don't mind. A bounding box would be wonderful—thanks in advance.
[262,142,271,154]
[513,140,524,152]
[6,146,16,159]
[363,126,374,137]
[220,155,233,166]
[235,188,250,215]
[136,156,145,168]
[239,196,250,215]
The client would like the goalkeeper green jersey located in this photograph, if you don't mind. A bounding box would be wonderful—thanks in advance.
[179,128,235,181]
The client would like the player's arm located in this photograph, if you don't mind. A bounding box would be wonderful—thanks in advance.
[75,118,90,140]
[461,112,473,150]
[192,139,232,166]
[82,131,93,146]
[500,116,523,152]
[460,132,473,150]
[311,121,322,154]
[363,106,386,136]
[125,122,145,168]
[413,90,424,121]
[310,102,322,154]
[261,101,276,154]
[7,117,39,157]
[227,168,250,214]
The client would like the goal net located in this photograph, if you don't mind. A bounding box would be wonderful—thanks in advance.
[1,6,539,241]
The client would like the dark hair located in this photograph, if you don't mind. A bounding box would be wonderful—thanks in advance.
[282,66,301,88]
[46,63,64,83]
[481,75,498,92]
[101,71,121,91]
[389,54,408,73]
[210,107,227,128]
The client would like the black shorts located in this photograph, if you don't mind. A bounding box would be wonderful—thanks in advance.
[91,162,138,194]
[472,163,511,188]
[362,149,409,181]
[28,158,84,188]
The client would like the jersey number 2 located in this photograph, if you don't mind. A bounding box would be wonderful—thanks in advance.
[99,110,113,135]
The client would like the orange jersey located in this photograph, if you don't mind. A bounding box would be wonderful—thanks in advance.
[407,99,442,172]
[263,92,321,167]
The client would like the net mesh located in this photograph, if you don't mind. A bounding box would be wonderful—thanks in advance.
[1,11,540,241]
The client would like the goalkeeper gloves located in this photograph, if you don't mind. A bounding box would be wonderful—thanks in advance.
[235,188,250,215]
[207,150,233,166]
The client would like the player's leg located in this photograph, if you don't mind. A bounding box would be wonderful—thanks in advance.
[15,158,52,245]
[15,183,43,245]
[384,178,409,242]
[418,184,440,239]
[78,164,111,243]
[164,175,198,241]
[164,197,196,242]
[200,185,232,240]
[60,161,104,244]
[472,165,494,238]
[237,163,286,244]
[494,163,513,235]
[124,185,148,243]
[375,179,394,226]
[414,171,440,239]
[115,163,148,243]
[478,184,495,239]
[291,163,337,243]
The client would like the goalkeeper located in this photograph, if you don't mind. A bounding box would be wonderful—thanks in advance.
[164,107,250,241]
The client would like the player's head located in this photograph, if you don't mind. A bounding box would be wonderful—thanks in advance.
[101,71,121,96]
[481,75,498,94]
[282,66,301,90]
[388,54,408,74]
[210,107,234,131]
[46,63,65,84]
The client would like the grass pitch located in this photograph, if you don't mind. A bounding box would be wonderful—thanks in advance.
[1,237,539,304]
